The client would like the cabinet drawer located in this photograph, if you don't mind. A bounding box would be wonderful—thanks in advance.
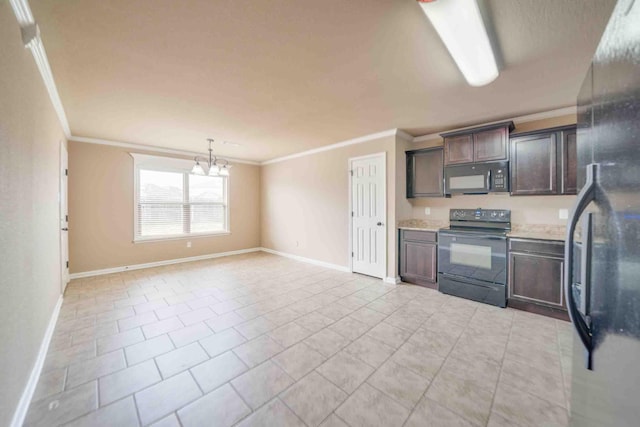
[401,230,437,243]
[509,238,564,256]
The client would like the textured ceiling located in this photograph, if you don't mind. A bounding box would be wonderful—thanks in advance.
[30,0,615,161]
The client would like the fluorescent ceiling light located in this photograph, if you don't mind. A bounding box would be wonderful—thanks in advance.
[418,0,499,87]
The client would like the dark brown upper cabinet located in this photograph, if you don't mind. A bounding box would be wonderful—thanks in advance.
[510,125,577,196]
[561,128,578,194]
[406,147,444,198]
[442,121,514,166]
[443,134,473,165]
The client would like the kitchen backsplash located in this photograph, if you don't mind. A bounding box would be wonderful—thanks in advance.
[409,193,576,225]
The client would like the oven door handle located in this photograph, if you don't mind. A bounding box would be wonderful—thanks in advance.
[486,170,491,189]
[439,231,506,241]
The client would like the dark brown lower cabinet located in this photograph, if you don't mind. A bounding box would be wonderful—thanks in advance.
[399,229,437,289]
[508,238,568,320]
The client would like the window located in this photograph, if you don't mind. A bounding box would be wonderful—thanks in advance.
[132,154,229,241]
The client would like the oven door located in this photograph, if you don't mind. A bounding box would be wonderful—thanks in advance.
[438,230,507,284]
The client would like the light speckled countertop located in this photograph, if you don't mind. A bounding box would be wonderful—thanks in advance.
[507,224,567,241]
[398,219,567,242]
[397,219,448,232]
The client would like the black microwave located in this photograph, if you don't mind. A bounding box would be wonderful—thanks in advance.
[444,160,509,195]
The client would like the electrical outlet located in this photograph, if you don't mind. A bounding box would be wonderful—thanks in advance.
[424,207,431,216]
[559,209,569,220]
[186,241,192,248]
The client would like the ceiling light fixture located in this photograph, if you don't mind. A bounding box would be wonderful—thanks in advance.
[417,0,499,87]
[191,139,232,177]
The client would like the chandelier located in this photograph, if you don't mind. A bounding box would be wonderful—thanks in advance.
[191,138,231,177]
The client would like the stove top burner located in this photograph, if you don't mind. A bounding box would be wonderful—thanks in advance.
[447,208,511,231]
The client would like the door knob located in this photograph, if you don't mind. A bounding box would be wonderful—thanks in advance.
[61,228,69,231]
[377,222,384,226]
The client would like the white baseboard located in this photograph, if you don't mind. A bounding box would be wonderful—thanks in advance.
[10,294,63,427]
[259,247,351,273]
[69,247,262,279]
[69,247,386,282]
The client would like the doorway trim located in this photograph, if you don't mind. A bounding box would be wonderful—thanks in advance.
[60,140,69,292]
[348,152,387,278]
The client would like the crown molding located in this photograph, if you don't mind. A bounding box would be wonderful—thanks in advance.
[412,106,577,143]
[395,129,414,142]
[11,0,71,138]
[9,0,34,26]
[69,136,261,165]
[261,129,407,165]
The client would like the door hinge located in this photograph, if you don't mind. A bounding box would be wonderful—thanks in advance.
[350,170,353,176]
[66,261,69,268]
[65,169,68,176]
[65,214,68,222]
[351,211,354,217]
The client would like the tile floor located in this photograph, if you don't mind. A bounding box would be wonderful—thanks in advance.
[25,252,573,427]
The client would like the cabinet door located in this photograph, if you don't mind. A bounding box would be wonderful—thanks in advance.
[510,133,558,195]
[474,127,508,162]
[407,148,443,198]
[561,128,578,194]
[444,134,474,165]
[400,241,436,283]
[509,253,564,307]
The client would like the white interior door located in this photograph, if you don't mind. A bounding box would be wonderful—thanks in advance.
[60,141,69,291]
[350,153,386,279]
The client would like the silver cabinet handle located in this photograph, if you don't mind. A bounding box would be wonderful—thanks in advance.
[564,163,597,369]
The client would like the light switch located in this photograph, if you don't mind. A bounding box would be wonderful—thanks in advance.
[424,208,431,215]
[559,209,569,220]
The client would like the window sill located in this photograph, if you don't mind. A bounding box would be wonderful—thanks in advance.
[133,231,231,244]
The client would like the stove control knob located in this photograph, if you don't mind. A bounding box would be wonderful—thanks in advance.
[499,212,505,218]
[490,211,497,218]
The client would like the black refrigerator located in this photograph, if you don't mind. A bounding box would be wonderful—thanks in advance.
[565,0,640,426]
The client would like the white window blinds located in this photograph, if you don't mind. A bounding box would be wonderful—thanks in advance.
[133,155,228,241]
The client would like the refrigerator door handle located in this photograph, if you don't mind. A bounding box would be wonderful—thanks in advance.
[565,163,597,369]
[580,213,593,316]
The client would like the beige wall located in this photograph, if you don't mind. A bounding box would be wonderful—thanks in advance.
[0,5,67,425]
[403,114,578,225]
[68,142,261,273]
[410,194,576,225]
[395,136,415,223]
[261,135,401,279]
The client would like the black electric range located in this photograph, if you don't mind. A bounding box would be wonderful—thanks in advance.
[438,208,511,307]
